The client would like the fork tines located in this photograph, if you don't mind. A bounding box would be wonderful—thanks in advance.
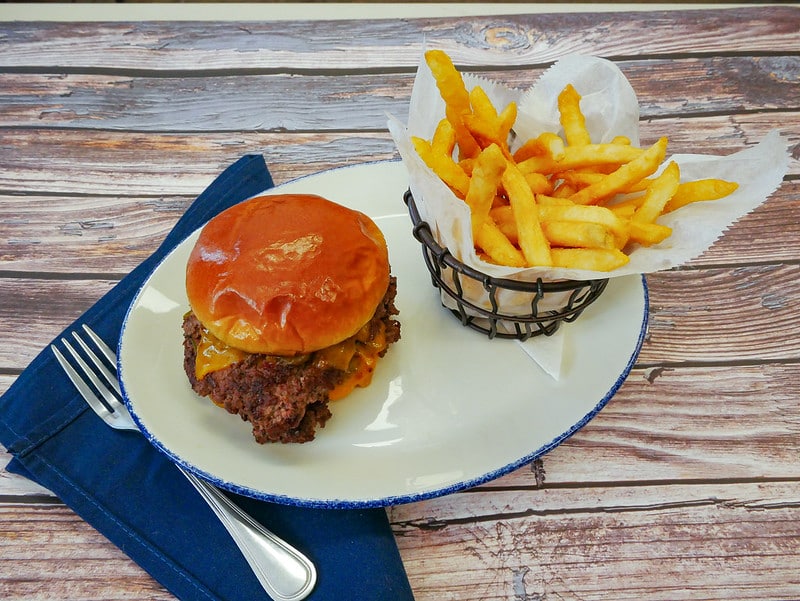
[51,325,135,430]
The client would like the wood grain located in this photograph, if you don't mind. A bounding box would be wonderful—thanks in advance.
[1,7,797,70]
[1,113,796,198]
[541,363,800,484]
[0,129,399,195]
[1,57,797,133]
[390,481,800,601]
[0,279,116,369]
[0,194,191,274]
[642,265,800,364]
[0,504,174,601]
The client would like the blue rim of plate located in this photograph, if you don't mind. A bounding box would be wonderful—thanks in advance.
[118,159,649,509]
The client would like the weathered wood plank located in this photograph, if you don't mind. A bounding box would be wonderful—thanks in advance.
[390,480,800,529]
[0,113,796,196]
[1,453,54,498]
[389,481,800,600]
[641,265,800,364]
[0,194,190,273]
[1,7,797,71]
[0,503,174,600]
[1,56,796,132]
[0,72,415,133]
[0,130,399,196]
[0,278,116,369]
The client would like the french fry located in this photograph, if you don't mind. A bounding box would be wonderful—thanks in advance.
[464,114,509,156]
[663,178,739,213]
[620,178,653,193]
[412,136,470,198]
[627,220,672,246]
[425,50,470,107]
[502,162,552,267]
[535,195,575,207]
[512,138,546,162]
[465,144,507,223]
[517,142,644,176]
[491,194,508,209]
[567,137,669,205]
[445,105,480,160]
[551,248,630,271]
[458,157,475,176]
[489,205,517,243]
[610,203,637,219]
[497,103,517,145]
[465,87,517,155]
[551,182,577,198]
[431,118,457,157]
[632,161,680,223]
[558,84,592,146]
[468,85,498,123]
[536,204,629,243]
[542,221,616,249]
[474,218,526,267]
[559,170,605,190]
[425,50,480,158]
[513,132,565,163]
[490,205,616,249]
[524,171,554,195]
[608,194,644,213]
[463,145,519,266]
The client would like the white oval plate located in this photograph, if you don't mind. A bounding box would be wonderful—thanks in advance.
[118,160,648,508]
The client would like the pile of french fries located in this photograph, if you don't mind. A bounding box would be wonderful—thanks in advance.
[412,50,739,272]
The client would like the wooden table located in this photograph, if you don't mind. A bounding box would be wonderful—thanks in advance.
[1,4,799,600]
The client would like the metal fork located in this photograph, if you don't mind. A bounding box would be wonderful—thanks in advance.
[51,324,317,601]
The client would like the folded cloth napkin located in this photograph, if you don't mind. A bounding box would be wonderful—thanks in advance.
[0,155,415,601]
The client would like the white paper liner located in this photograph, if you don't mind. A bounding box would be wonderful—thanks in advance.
[388,53,790,379]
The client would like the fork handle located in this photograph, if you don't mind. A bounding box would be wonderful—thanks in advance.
[180,468,317,601]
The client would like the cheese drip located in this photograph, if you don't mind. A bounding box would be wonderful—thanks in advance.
[321,321,386,401]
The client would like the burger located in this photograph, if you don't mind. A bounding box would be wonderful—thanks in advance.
[181,193,401,443]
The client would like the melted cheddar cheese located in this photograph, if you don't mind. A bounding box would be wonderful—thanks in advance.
[194,318,389,400]
[195,328,248,379]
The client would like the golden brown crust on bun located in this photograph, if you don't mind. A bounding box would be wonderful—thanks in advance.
[186,193,390,355]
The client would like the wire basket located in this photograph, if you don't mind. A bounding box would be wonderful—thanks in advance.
[404,189,609,341]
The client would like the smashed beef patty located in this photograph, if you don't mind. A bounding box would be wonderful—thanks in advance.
[182,277,400,443]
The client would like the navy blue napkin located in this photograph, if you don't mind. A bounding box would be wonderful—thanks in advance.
[0,155,414,601]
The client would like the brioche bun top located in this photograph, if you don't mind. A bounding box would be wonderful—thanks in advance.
[185,193,390,355]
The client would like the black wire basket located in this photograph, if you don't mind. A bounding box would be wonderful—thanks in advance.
[404,189,609,341]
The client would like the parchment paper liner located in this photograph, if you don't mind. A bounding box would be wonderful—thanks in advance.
[388,54,789,379]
